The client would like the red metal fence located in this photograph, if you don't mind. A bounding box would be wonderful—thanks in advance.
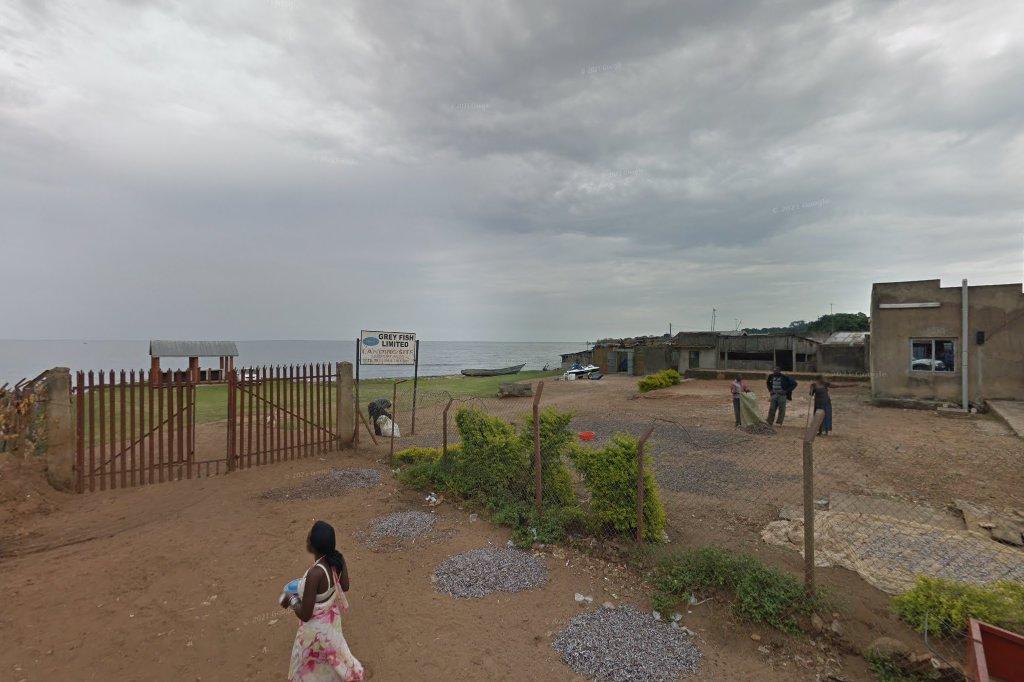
[74,370,196,493]
[73,362,343,493]
[227,364,340,470]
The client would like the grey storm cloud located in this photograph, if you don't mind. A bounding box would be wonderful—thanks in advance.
[0,0,1021,341]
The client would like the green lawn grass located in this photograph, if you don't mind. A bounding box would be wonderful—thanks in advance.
[356,370,561,409]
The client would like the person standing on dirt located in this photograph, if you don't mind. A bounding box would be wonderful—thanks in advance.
[281,520,364,681]
[765,366,797,425]
[730,375,750,427]
[809,375,856,435]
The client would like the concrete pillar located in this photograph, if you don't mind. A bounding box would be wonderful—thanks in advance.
[39,368,75,490]
[336,362,354,448]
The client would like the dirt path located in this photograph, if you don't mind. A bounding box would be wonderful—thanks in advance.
[0,442,842,681]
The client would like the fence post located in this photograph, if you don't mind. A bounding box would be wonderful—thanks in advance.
[803,409,826,595]
[336,362,354,449]
[636,423,655,542]
[390,379,406,462]
[442,397,453,464]
[227,368,237,472]
[533,380,545,515]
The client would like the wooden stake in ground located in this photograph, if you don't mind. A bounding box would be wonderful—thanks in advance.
[636,422,656,543]
[803,409,826,595]
[533,381,544,515]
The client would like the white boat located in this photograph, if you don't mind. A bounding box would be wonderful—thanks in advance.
[564,364,601,379]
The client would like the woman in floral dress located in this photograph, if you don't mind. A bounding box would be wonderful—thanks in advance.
[281,521,364,681]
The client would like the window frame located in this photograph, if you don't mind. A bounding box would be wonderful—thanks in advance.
[909,338,957,374]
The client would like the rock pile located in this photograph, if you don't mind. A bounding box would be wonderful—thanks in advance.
[552,605,701,681]
[433,548,547,598]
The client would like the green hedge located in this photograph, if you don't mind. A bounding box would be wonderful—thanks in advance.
[638,368,682,393]
[392,444,460,466]
[571,433,666,541]
[392,408,668,547]
[892,577,1024,637]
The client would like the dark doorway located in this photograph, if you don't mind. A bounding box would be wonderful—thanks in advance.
[774,349,793,371]
[688,351,700,369]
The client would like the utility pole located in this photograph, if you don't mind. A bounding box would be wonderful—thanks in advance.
[669,322,672,337]
[711,308,717,332]
[830,303,834,334]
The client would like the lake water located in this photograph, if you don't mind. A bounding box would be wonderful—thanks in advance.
[0,340,590,385]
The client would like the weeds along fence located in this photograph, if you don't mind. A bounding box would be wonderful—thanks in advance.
[580,386,1024,670]
[0,373,46,454]
[380,380,664,543]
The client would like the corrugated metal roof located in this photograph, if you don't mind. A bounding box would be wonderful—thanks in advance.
[824,331,869,345]
[149,340,238,357]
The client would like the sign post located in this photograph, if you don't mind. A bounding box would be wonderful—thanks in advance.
[357,330,418,441]
[354,339,361,447]
[411,340,420,434]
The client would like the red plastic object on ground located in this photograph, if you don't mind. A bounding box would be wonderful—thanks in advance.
[578,431,595,441]
[966,618,1024,682]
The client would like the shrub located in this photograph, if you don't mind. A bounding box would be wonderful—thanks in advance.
[637,368,682,393]
[650,547,823,633]
[388,406,591,550]
[571,433,666,541]
[392,445,458,466]
[892,577,1024,637]
[396,459,442,490]
[448,408,530,504]
[519,407,578,507]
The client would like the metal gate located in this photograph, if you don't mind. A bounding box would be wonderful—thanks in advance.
[226,363,340,470]
[74,370,196,493]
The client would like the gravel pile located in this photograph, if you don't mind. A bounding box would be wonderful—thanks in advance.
[369,511,436,541]
[552,606,701,681]
[261,467,382,500]
[434,548,547,598]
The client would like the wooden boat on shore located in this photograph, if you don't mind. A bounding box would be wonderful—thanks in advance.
[461,363,526,377]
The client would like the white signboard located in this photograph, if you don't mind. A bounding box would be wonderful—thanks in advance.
[359,330,417,365]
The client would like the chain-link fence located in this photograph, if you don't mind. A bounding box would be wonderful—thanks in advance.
[357,374,1024,671]
[565,377,1023,670]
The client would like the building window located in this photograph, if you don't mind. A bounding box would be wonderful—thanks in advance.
[910,339,955,372]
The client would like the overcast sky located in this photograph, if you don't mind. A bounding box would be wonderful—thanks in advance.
[2,0,1022,341]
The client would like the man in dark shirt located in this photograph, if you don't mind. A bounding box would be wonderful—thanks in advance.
[765,367,797,425]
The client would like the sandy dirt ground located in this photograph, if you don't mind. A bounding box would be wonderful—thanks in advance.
[3,374,1021,680]
[1,439,858,681]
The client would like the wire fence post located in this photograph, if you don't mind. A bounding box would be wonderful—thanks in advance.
[353,339,360,447]
[803,409,826,595]
[411,339,419,435]
[533,380,545,515]
[227,368,237,472]
[390,380,399,462]
[441,396,453,464]
[636,422,655,542]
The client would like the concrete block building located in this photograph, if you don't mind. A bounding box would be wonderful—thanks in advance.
[870,279,1024,405]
